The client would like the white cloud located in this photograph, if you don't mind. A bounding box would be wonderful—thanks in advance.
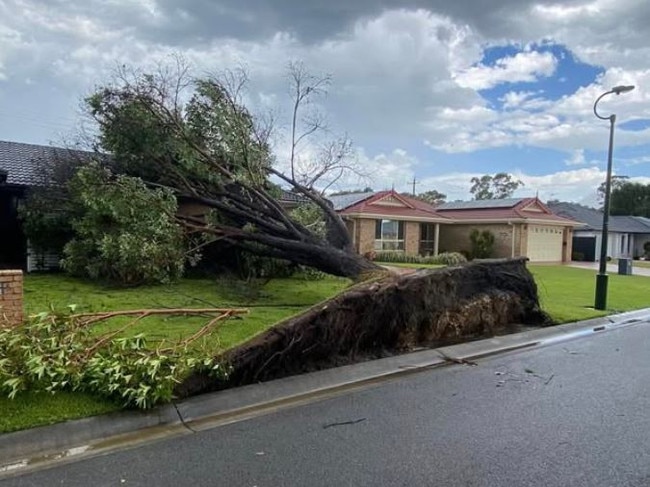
[565,149,586,166]
[500,90,536,110]
[354,148,416,192]
[417,166,615,203]
[453,50,558,90]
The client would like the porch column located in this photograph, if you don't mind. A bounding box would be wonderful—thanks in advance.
[434,223,440,256]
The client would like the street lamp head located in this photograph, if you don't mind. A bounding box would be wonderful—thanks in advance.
[612,85,635,95]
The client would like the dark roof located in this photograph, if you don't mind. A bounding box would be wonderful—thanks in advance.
[0,140,95,187]
[278,190,311,204]
[435,198,525,210]
[547,202,650,233]
[327,192,375,211]
[610,215,650,233]
[435,197,578,225]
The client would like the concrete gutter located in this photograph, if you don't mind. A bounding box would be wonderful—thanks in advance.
[2,307,649,475]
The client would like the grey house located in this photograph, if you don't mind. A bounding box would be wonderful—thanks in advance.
[0,140,91,271]
[548,201,650,261]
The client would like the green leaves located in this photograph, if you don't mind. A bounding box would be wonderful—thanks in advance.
[61,164,186,286]
[470,229,496,259]
[470,173,523,200]
[0,310,228,409]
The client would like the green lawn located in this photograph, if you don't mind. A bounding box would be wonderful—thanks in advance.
[0,392,121,434]
[23,273,350,351]
[0,274,350,434]
[530,265,649,323]
[3,265,649,434]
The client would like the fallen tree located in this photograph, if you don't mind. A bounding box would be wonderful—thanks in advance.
[176,258,551,397]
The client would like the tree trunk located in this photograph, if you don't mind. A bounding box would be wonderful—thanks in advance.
[269,242,381,278]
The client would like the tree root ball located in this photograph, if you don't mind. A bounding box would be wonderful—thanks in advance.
[176,258,551,397]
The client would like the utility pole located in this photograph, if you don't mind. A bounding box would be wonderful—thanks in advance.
[410,177,419,196]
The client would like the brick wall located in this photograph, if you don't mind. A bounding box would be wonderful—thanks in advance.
[0,270,23,326]
[563,227,574,262]
[404,222,420,255]
[356,219,376,255]
[438,224,518,258]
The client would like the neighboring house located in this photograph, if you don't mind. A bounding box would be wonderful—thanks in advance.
[1,139,316,271]
[434,198,581,262]
[332,193,580,262]
[330,190,450,256]
[0,140,92,271]
[548,201,650,261]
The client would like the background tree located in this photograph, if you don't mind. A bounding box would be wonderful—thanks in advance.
[412,190,447,206]
[83,61,378,279]
[330,187,373,196]
[470,173,523,200]
[286,61,369,194]
[610,181,650,217]
[597,175,630,205]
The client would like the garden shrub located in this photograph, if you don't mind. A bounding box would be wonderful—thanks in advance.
[374,251,467,266]
[469,229,496,259]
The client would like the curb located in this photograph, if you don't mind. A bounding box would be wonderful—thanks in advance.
[2,307,649,472]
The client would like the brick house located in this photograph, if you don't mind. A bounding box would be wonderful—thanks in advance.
[434,198,581,262]
[330,191,451,256]
[333,192,581,262]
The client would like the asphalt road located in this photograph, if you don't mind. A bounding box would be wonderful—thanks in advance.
[4,321,650,487]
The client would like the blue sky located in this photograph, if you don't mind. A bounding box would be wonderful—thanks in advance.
[1,1,649,205]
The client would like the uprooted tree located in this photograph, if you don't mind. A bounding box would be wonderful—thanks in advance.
[79,61,379,279]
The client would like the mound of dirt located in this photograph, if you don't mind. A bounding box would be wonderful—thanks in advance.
[176,258,551,397]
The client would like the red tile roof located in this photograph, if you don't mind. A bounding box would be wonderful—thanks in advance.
[435,197,581,225]
[338,190,450,221]
[337,193,580,226]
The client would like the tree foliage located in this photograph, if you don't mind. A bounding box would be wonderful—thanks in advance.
[609,181,650,217]
[61,164,186,285]
[83,62,378,279]
[597,175,630,205]
[329,187,374,196]
[412,190,447,205]
[0,308,230,408]
[470,173,523,200]
[19,149,90,254]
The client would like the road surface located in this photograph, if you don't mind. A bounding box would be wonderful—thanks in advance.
[3,321,650,486]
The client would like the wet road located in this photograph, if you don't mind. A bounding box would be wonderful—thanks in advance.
[3,321,650,486]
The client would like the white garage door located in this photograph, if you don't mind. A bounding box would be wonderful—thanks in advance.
[527,225,563,262]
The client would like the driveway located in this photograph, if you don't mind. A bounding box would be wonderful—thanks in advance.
[568,261,650,277]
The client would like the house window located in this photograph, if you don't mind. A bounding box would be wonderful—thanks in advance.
[374,219,404,251]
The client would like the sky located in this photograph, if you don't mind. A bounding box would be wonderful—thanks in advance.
[1,0,650,205]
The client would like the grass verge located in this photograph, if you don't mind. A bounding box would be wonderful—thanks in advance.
[0,392,121,434]
[530,265,649,323]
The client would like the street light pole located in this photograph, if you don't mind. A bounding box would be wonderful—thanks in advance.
[593,85,635,310]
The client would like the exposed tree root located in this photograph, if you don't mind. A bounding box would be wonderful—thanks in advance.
[176,258,551,398]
